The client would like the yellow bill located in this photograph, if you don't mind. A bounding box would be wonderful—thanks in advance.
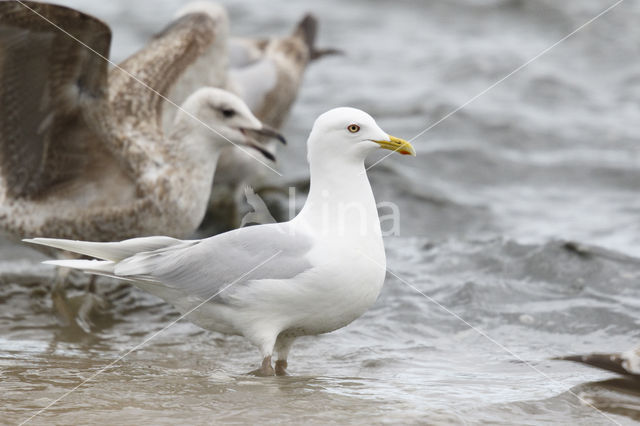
[374,135,416,156]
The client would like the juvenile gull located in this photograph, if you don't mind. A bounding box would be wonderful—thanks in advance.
[210,14,341,230]
[26,108,416,376]
[159,2,230,132]
[227,14,339,128]
[161,2,339,230]
[0,2,283,324]
[0,1,282,241]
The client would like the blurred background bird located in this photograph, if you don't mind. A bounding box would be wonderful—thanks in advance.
[157,3,340,233]
[0,1,289,329]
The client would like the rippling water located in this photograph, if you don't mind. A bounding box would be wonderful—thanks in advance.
[2,0,639,424]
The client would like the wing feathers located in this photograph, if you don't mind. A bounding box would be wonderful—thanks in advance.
[30,224,314,303]
[109,12,218,135]
[44,259,115,274]
[0,1,112,198]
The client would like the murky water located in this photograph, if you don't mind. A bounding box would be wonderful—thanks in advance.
[2,0,640,424]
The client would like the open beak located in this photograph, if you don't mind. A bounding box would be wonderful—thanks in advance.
[244,142,276,162]
[238,125,286,162]
[244,124,287,145]
[373,135,416,156]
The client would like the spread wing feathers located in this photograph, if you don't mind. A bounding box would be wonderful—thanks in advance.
[229,14,339,129]
[108,12,217,137]
[114,224,314,301]
[293,14,341,61]
[0,1,112,198]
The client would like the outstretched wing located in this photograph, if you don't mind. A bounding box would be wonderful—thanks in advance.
[228,14,339,129]
[0,1,111,198]
[115,223,314,302]
[108,12,219,138]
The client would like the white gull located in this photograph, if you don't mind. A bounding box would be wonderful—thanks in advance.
[26,108,416,376]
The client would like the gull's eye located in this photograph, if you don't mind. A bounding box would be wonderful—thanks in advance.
[347,124,360,133]
[221,108,236,118]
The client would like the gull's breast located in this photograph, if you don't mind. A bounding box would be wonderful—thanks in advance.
[276,237,387,336]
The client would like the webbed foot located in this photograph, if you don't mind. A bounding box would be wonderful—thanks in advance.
[248,356,275,377]
[275,360,289,376]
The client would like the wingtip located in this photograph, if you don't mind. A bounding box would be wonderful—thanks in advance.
[294,13,341,61]
[311,47,343,60]
[23,237,56,245]
[295,13,318,49]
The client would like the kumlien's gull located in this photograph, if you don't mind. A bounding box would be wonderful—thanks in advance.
[26,108,416,376]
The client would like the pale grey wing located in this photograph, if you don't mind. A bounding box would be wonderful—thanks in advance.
[0,1,111,198]
[108,12,217,139]
[114,223,313,302]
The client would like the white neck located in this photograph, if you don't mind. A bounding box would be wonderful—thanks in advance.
[295,155,382,240]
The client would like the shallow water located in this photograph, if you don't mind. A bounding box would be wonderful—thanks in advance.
[2,0,640,424]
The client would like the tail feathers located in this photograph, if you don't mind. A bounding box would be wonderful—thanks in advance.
[294,14,342,61]
[24,236,185,262]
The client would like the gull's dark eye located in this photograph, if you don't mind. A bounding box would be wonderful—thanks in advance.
[222,108,236,118]
[347,124,360,133]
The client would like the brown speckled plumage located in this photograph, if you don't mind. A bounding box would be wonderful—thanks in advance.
[0,1,221,243]
[206,14,336,231]
[233,14,325,128]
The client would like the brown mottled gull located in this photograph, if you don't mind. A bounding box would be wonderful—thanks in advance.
[159,1,230,134]
[160,2,339,231]
[0,1,283,325]
[214,13,340,231]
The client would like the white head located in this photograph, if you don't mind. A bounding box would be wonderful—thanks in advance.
[307,107,415,166]
[172,87,285,160]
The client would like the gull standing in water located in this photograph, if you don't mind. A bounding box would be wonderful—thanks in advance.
[27,108,416,376]
[0,1,284,326]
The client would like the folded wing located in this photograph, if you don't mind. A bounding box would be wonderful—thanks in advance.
[30,223,314,303]
[115,223,313,302]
